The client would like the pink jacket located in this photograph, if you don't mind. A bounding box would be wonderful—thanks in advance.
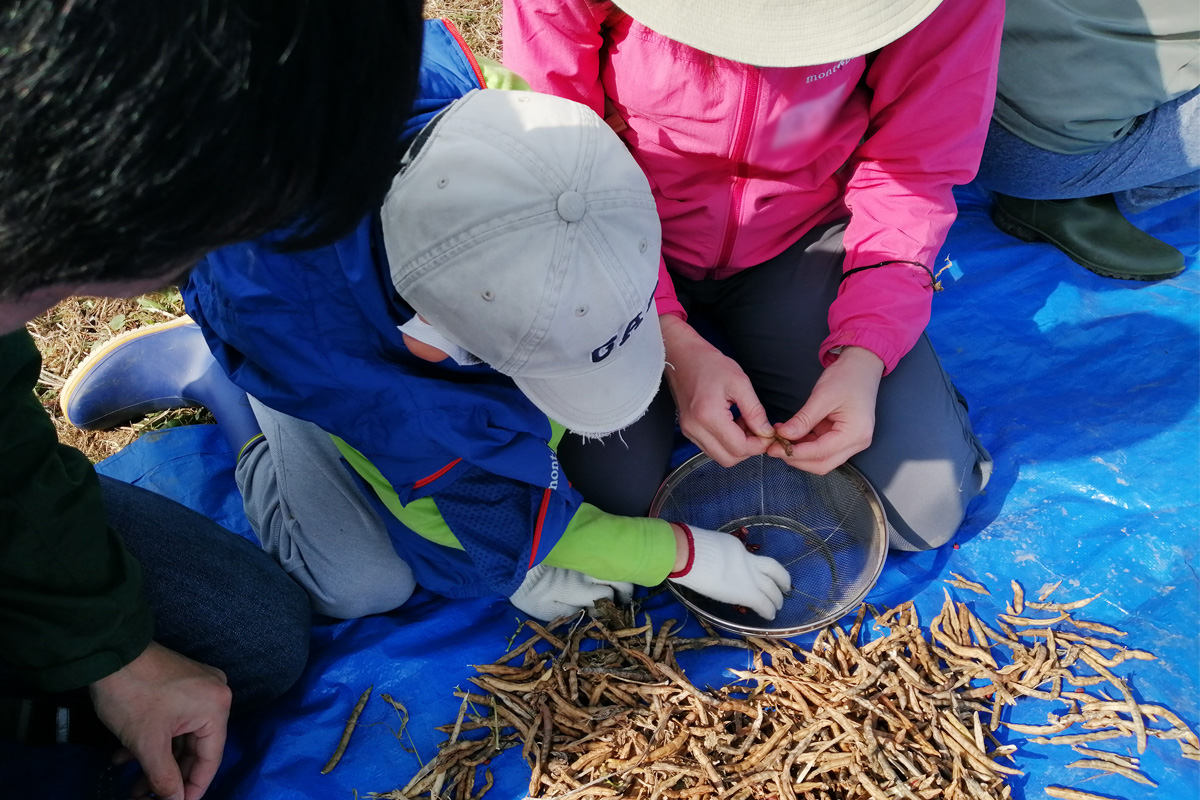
[502,0,1002,373]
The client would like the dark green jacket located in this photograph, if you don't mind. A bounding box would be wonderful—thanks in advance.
[0,329,152,692]
[994,0,1200,155]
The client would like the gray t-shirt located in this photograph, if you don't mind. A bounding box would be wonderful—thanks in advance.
[993,0,1199,154]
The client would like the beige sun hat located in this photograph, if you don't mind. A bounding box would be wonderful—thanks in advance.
[614,0,946,67]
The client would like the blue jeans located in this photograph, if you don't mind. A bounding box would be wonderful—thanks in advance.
[2,478,311,711]
[976,86,1200,211]
[98,475,311,710]
[4,474,312,705]
[2,478,309,800]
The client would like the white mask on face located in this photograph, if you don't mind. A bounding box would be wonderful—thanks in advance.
[398,315,483,366]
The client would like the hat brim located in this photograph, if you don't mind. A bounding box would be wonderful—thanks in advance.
[514,311,666,436]
[614,0,945,67]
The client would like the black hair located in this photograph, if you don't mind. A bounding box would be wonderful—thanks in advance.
[0,0,425,298]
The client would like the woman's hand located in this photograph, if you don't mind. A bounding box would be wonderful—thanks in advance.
[661,314,774,467]
[772,346,884,474]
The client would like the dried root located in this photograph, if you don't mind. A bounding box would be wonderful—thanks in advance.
[322,684,373,775]
[372,579,1194,800]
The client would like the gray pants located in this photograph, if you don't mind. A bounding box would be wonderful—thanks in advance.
[562,222,992,551]
[236,396,413,618]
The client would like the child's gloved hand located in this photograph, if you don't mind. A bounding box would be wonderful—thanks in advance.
[509,564,634,622]
[668,524,791,620]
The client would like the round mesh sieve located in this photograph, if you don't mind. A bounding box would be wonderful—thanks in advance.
[649,453,888,637]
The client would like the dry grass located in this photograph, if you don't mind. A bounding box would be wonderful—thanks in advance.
[26,0,505,464]
[27,289,206,463]
[425,0,504,62]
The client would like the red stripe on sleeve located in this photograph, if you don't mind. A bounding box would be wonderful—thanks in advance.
[413,458,463,489]
[528,487,552,568]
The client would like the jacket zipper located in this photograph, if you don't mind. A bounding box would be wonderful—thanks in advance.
[714,65,760,271]
[440,18,487,88]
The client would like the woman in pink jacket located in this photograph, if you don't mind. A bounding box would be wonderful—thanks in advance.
[503,0,1002,551]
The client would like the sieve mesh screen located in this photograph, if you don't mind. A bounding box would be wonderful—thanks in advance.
[650,454,888,636]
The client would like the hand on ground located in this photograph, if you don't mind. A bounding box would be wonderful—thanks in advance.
[90,641,231,800]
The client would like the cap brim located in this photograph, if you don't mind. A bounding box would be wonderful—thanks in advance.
[514,311,666,435]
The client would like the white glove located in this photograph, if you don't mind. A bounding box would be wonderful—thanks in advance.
[509,564,634,622]
[668,524,791,620]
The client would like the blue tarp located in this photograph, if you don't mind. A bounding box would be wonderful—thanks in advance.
[19,184,1200,799]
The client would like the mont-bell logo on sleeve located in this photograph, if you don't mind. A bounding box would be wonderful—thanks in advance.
[591,294,654,363]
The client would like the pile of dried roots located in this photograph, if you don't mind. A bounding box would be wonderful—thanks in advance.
[368,580,1197,800]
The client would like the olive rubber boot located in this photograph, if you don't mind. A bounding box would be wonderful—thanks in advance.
[991,193,1185,281]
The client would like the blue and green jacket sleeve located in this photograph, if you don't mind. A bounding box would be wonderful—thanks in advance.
[335,424,676,597]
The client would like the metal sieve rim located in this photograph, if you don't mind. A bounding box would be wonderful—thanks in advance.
[649,453,889,638]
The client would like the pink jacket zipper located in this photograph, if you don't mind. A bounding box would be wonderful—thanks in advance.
[715,65,760,272]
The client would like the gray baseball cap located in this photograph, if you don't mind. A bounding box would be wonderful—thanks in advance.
[382,89,665,434]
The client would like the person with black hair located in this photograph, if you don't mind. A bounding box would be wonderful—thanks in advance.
[0,2,425,798]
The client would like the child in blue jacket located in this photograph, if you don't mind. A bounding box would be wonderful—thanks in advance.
[63,69,790,622]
